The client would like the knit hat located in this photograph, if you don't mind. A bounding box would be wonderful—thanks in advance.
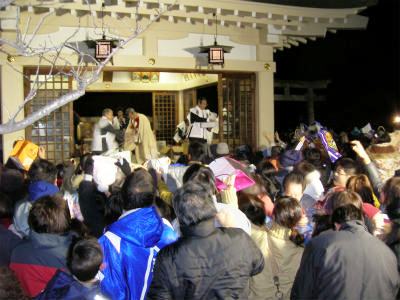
[216,143,230,156]
[93,155,118,193]
[280,150,302,168]
[28,181,59,202]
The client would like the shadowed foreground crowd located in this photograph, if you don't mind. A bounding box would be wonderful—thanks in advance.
[1,131,400,300]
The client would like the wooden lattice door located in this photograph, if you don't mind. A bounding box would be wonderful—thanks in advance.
[221,74,256,150]
[25,71,73,163]
[153,92,178,145]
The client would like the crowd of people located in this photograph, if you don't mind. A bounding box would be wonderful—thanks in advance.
[1,116,400,300]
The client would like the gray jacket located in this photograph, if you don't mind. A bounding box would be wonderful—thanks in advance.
[291,221,399,300]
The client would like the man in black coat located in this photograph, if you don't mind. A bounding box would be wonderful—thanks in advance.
[147,182,264,300]
[77,156,106,238]
[291,204,399,300]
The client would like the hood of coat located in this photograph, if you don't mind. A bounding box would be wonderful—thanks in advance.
[28,180,59,202]
[339,220,368,232]
[108,206,163,248]
[29,230,72,253]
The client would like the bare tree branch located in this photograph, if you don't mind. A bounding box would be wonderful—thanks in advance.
[0,0,14,9]
[25,10,54,49]
[0,0,177,134]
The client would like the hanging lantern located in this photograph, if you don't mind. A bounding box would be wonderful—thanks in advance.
[208,46,224,64]
[66,2,120,65]
[198,13,233,66]
[95,40,112,60]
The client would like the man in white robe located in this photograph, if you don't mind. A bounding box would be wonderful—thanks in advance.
[187,98,218,145]
[124,107,158,164]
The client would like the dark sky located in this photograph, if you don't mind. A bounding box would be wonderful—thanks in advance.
[274,0,400,133]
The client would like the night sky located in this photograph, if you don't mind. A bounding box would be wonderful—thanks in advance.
[274,0,400,133]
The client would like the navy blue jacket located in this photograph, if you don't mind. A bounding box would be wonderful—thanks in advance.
[0,224,21,266]
[34,270,108,300]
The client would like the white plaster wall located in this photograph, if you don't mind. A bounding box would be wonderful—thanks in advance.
[88,73,218,91]
[24,27,143,56]
[1,65,25,163]
[158,33,257,61]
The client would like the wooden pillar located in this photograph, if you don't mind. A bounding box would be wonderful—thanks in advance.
[1,64,25,163]
[218,73,224,142]
[256,70,274,147]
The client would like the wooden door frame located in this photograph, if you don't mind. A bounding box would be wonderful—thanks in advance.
[23,67,256,151]
[152,91,179,143]
[219,73,257,149]
[23,68,75,158]
[182,88,197,123]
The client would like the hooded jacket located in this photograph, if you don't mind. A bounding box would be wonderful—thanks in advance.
[34,270,108,300]
[13,181,59,237]
[98,206,177,300]
[10,230,72,297]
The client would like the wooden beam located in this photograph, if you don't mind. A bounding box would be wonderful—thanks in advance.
[275,80,330,89]
[292,36,307,44]
[287,39,299,46]
[102,71,113,82]
[274,95,326,102]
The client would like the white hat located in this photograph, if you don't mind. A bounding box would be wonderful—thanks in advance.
[216,143,230,156]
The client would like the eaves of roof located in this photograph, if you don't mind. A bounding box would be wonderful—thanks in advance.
[245,0,378,9]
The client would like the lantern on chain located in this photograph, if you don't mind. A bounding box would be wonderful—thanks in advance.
[199,13,233,66]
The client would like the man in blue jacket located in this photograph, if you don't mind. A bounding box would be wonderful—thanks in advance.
[13,158,59,237]
[98,168,177,300]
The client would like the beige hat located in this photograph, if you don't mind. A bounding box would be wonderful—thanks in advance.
[216,142,230,156]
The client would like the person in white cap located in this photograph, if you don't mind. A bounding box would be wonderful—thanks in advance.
[215,142,230,158]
